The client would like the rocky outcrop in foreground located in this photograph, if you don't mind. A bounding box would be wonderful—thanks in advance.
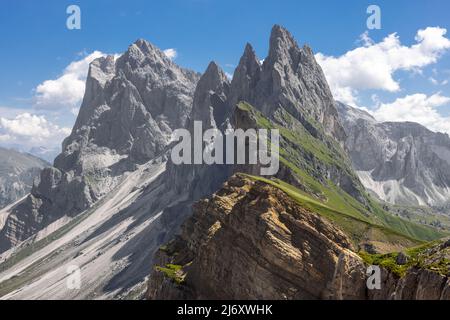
[147,175,450,300]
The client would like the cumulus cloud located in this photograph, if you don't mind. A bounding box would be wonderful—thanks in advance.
[34,51,106,111]
[0,106,33,119]
[372,93,450,134]
[1,51,116,151]
[0,113,71,149]
[429,77,439,85]
[316,27,450,105]
[163,48,177,60]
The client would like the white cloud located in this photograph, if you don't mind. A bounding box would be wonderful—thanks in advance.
[429,76,449,86]
[0,106,33,118]
[0,51,114,151]
[163,48,177,60]
[0,113,71,149]
[429,77,439,85]
[316,27,450,105]
[372,93,450,134]
[34,51,106,111]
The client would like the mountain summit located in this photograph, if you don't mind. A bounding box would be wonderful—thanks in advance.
[0,26,447,300]
[0,39,201,253]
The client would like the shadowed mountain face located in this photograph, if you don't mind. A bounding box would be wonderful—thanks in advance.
[337,102,450,207]
[168,25,358,203]
[0,148,49,210]
[147,175,450,300]
[229,25,346,141]
[147,26,447,301]
[0,40,200,253]
[0,26,446,300]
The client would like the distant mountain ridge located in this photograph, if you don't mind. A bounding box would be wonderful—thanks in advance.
[0,147,49,210]
[336,101,450,208]
[0,26,446,300]
[28,146,60,163]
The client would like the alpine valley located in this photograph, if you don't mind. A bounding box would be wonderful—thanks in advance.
[0,26,449,300]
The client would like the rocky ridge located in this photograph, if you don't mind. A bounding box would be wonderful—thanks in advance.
[147,175,450,300]
[336,102,450,207]
[0,40,200,253]
[0,147,49,210]
[0,25,447,300]
[167,25,367,208]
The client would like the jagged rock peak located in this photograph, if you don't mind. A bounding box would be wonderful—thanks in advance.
[229,43,261,108]
[194,61,230,102]
[91,55,116,73]
[117,38,175,70]
[268,24,299,62]
[191,61,230,128]
[235,43,261,76]
[299,44,317,65]
[241,43,260,64]
[132,38,163,55]
[203,61,230,85]
[86,55,116,88]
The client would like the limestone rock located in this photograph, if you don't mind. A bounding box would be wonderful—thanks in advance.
[0,147,49,210]
[336,101,450,207]
[0,40,200,253]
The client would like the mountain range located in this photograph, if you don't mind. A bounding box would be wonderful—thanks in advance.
[0,25,448,300]
[337,102,450,208]
[0,147,48,210]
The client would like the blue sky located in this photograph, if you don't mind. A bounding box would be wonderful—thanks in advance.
[1,0,450,153]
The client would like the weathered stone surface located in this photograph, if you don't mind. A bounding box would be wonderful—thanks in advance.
[337,101,450,207]
[230,25,346,142]
[167,25,362,206]
[148,175,449,300]
[148,174,355,300]
[0,147,48,210]
[0,40,200,253]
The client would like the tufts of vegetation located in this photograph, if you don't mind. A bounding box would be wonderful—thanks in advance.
[237,101,446,244]
[359,241,449,277]
[155,264,185,285]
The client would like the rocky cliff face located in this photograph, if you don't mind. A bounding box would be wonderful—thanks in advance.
[166,61,233,200]
[147,26,447,300]
[0,40,200,253]
[337,102,450,207]
[230,26,346,142]
[0,148,49,210]
[147,175,450,300]
[167,25,362,205]
[1,25,446,300]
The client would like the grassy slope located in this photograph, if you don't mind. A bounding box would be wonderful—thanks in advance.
[237,101,446,250]
[359,240,449,277]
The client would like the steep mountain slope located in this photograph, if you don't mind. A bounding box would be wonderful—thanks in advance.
[0,41,200,254]
[168,25,366,209]
[148,26,447,300]
[0,25,445,300]
[147,175,450,300]
[0,158,193,299]
[336,102,450,207]
[0,40,202,299]
[235,102,444,243]
[0,147,49,210]
[28,146,60,163]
